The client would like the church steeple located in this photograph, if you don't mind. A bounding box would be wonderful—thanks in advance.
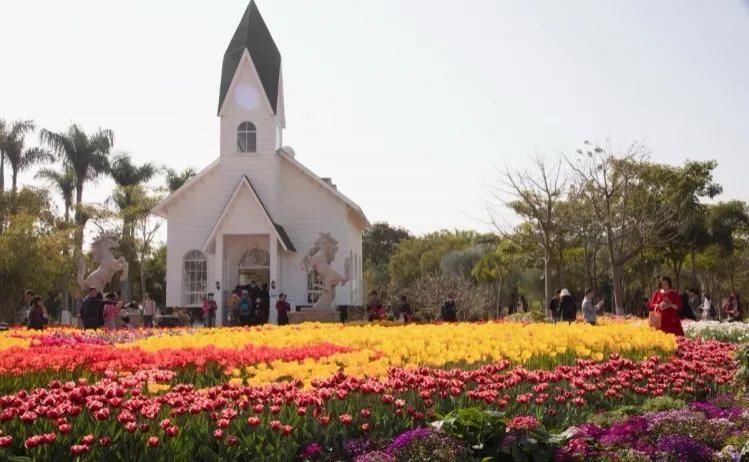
[218,0,281,115]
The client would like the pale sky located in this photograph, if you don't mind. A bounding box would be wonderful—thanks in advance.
[2,0,748,237]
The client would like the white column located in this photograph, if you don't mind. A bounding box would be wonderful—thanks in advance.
[215,233,224,327]
[269,234,279,324]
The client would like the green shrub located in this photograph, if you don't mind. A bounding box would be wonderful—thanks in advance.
[640,396,686,413]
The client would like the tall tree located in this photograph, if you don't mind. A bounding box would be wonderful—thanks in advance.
[640,160,722,288]
[164,167,196,193]
[36,168,76,223]
[35,167,78,317]
[493,155,567,304]
[1,120,53,196]
[569,140,674,314]
[110,154,156,238]
[39,125,114,253]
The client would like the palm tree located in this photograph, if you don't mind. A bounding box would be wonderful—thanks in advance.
[110,153,156,189]
[1,120,54,195]
[36,166,77,318]
[36,168,76,223]
[110,153,156,238]
[39,124,114,252]
[164,167,196,192]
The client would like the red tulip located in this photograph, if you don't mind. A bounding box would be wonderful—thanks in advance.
[70,444,89,456]
[247,416,261,427]
[147,436,160,448]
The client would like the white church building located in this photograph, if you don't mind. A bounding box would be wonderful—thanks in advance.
[153,1,368,324]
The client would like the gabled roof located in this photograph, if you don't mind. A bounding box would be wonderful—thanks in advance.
[202,175,295,253]
[152,159,221,217]
[219,0,281,115]
[277,147,369,227]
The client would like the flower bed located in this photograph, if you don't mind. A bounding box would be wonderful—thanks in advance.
[0,320,736,461]
[684,320,749,343]
[0,322,677,392]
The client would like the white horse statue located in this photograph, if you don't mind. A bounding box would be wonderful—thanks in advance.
[301,233,351,310]
[76,237,129,293]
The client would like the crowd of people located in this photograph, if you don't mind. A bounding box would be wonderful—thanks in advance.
[365,290,457,323]
[223,280,279,327]
[15,276,744,333]
[16,287,158,331]
[547,276,744,337]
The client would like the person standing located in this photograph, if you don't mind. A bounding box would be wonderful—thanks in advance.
[202,293,218,328]
[142,293,156,328]
[269,280,279,324]
[725,293,743,322]
[399,295,413,323]
[27,296,47,330]
[80,289,103,330]
[260,284,270,324]
[559,289,577,323]
[227,291,241,326]
[239,290,253,326]
[440,294,458,322]
[367,291,382,322]
[680,290,698,321]
[701,294,713,321]
[648,276,685,336]
[581,288,604,325]
[276,293,290,326]
[548,289,561,323]
[102,298,119,330]
[20,290,35,326]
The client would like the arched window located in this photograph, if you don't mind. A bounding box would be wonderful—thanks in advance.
[237,122,256,153]
[183,250,207,306]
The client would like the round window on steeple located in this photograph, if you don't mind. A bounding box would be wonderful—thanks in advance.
[237,122,256,153]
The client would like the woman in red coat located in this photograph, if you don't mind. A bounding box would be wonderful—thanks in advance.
[649,276,684,336]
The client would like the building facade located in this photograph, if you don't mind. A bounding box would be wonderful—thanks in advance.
[153,1,367,325]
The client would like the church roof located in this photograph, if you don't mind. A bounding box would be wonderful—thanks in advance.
[218,0,281,115]
[203,175,296,253]
[277,147,369,228]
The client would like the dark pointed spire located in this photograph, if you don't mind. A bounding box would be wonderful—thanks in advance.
[218,1,281,115]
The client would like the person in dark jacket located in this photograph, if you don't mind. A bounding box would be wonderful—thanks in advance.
[28,296,46,330]
[680,289,699,321]
[441,294,458,322]
[399,295,413,323]
[276,293,290,326]
[548,289,561,323]
[81,289,103,329]
[559,289,577,322]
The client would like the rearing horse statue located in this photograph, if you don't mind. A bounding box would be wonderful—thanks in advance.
[76,237,129,293]
[301,233,351,310]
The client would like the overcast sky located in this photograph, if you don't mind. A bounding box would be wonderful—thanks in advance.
[2,0,748,237]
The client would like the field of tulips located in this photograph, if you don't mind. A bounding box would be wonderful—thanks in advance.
[0,322,738,461]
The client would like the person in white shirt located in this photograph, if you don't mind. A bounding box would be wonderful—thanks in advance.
[142,293,157,328]
[581,288,605,325]
[701,294,712,321]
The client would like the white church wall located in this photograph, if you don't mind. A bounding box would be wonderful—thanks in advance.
[277,160,352,307]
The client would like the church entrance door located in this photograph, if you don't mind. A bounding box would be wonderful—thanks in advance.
[237,248,270,288]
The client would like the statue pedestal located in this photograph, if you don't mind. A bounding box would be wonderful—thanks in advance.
[288,309,338,324]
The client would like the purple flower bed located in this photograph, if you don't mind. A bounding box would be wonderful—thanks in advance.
[556,399,749,461]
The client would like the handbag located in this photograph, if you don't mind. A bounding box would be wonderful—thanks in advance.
[648,309,662,329]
